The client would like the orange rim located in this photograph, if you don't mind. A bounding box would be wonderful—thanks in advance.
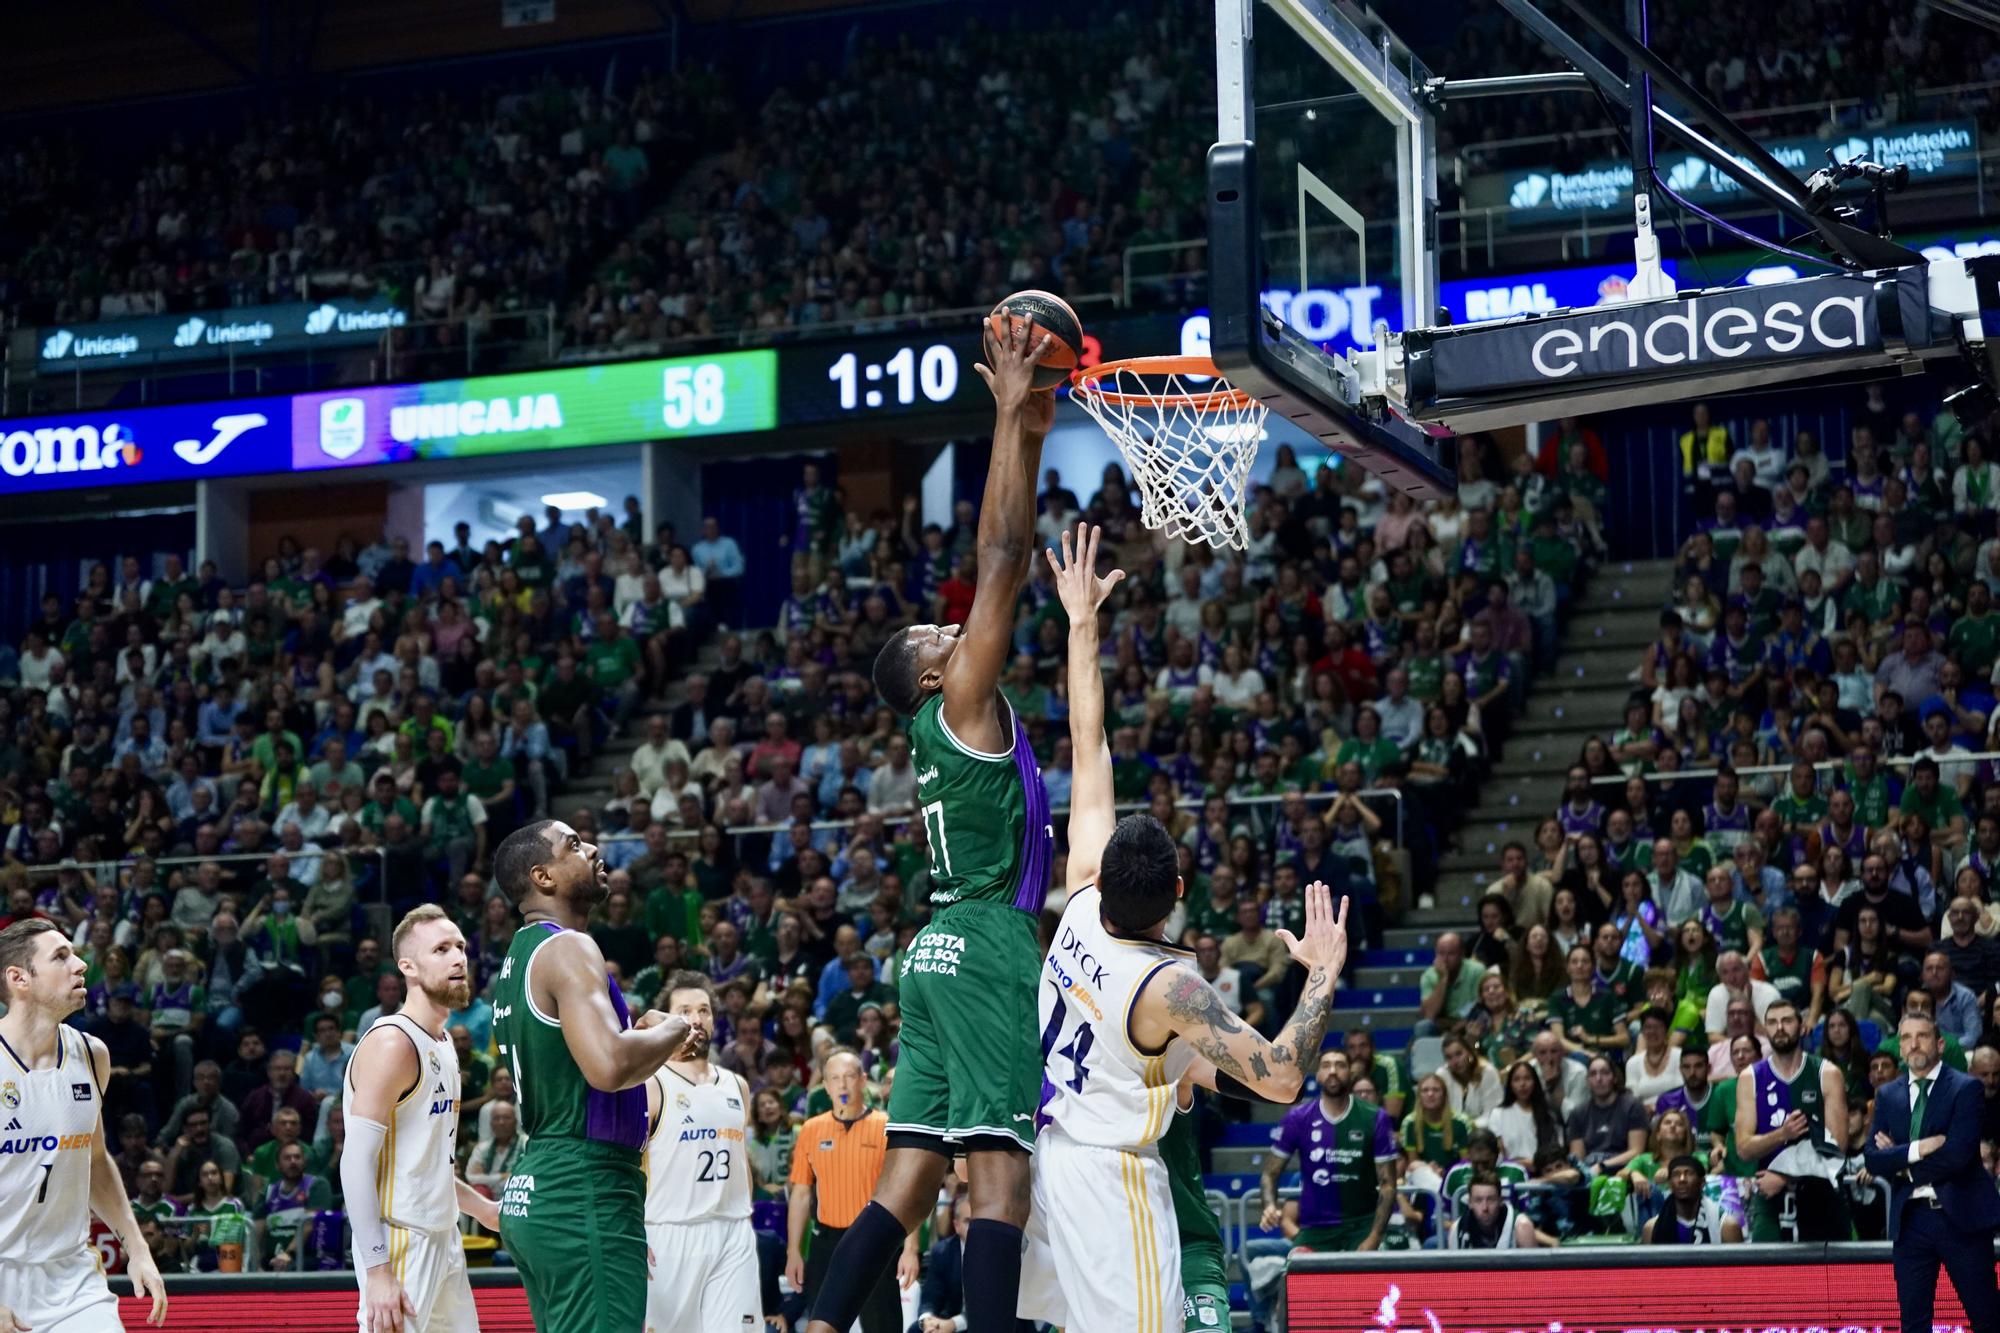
[1068,355,1257,413]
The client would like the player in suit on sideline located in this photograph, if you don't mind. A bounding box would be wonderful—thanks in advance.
[1863,1010,2000,1333]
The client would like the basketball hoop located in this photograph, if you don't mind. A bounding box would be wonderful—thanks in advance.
[1067,355,1268,551]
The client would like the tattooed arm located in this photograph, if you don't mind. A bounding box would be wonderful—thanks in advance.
[1360,1160,1397,1251]
[1260,1137,1292,1231]
[1147,883,1347,1103]
[1163,958,1337,1102]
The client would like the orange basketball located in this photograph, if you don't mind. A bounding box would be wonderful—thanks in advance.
[990,289,1085,391]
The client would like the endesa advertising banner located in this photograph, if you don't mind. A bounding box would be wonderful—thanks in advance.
[1287,1247,1979,1333]
[0,396,289,497]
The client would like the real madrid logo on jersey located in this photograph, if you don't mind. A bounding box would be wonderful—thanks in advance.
[430,1049,442,1075]
[0,1082,17,1110]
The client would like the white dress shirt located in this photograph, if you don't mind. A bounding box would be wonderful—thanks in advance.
[1909,1067,1942,1200]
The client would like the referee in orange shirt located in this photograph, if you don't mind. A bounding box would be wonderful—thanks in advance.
[787,1049,919,1333]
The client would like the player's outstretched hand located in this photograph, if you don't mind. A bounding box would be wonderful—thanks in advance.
[0,1303,31,1333]
[973,310,1054,419]
[1275,881,1349,978]
[633,1008,672,1031]
[364,1265,417,1333]
[1044,522,1125,621]
[127,1249,168,1327]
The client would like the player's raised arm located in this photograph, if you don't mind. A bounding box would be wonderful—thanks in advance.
[85,1033,167,1326]
[538,931,693,1092]
[1151,883,1348,1103]
[940,313,1057,751]
[1046,521,1126,889]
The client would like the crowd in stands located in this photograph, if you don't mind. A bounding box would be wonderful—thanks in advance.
[1429,0,2000,170]
[0,423,1604,1292]
[0,60,730,371]
[15,3,1994,367]
[559,9,1215,352]
[1325,385,2000,1270]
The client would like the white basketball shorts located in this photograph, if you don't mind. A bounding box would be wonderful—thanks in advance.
[643,1214,762,1333]
[354,1223,476,1333]
[1018,1124,1182,1333]
[0,1249,121,1333]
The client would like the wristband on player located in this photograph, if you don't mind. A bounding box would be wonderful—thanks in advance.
[1214,1070,1286,1104]
[338,1113,394,1271]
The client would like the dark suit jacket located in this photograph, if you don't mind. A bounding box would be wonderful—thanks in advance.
[908,1235,963,1333]
[1863,1063,2000,1239]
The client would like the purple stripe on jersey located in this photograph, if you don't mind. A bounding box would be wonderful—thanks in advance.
[1010,711,1053,915]
[589,979,649,1151]
[1748,1060,1796,1168]
[531,921,647,1151]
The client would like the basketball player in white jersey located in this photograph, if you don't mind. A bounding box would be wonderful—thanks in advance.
[641,971,761,1333]
[341,905,501,1333]
[0,919,167,1333]
[1019,526,1348,1333]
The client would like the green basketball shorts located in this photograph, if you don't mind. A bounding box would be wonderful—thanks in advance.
[1180,1241,1232,1332]
[498,1138,646,1333]
[886,898,1043,1152]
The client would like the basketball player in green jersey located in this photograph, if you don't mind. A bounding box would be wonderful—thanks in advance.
[489,820,696,1333]
[803,312,1058,1333]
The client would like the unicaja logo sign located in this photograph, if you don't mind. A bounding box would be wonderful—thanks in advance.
[1509,174,1548,209]
[40,328,142,360]
[173,317,207,348]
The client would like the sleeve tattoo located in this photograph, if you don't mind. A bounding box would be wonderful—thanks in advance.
[1164,964,1336,1081]
[1164,969,1250,1078]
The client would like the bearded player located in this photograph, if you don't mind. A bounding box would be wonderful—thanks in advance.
[0,919,167,1333]
[803,313,1057,1333]
[641,972,762,1333]
[1019,525,1348,1333]
[491,820,697,1333]
[343,905,502,1333]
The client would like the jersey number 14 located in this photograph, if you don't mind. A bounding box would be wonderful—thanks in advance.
[1040,987,1094,1094]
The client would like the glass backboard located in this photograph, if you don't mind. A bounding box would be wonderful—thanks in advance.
[1208,0,1455,496]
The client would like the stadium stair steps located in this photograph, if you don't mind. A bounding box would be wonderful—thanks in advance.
[1333,560,1672,1067]
[1430,560,1670,905]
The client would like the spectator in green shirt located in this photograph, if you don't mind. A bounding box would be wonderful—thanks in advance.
[1335,705,1402,786]
[823,953,896,1044]
[1900,755,1968,852]
[1417,931,1486,1037]
[536,655,601,765]
[245,1106,308,1184]
[1548,943,1627,1057]
[586,613,644,730]
[460,732,518,830]
[589,884,654,979]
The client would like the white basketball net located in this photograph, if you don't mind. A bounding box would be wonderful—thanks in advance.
[1070,361,1268,551]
